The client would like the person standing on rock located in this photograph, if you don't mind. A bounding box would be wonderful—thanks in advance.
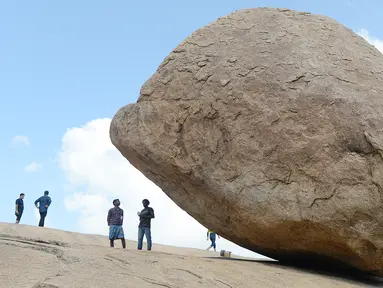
[206,229,220,252]
[34,191,52,227]
[107,199,126,249]
[15,193,25,224]
[137,199,155,251]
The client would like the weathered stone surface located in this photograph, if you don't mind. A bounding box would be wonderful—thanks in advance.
[110,8,383,275]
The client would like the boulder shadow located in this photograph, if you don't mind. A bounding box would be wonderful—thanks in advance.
[203,257,383,287]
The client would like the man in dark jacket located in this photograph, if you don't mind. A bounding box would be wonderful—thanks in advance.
[107,199,126,248]
[137,199,155,251]
[15,193,25,224]
[34,191,52,227]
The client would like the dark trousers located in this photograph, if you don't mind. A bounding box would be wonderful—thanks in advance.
[137,227,152,250]
[39,211,47,227]
[15,212,23,222]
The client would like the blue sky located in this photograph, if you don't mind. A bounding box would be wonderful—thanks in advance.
[0,0,382,254]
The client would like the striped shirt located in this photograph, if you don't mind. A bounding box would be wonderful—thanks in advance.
[107,207,124,226]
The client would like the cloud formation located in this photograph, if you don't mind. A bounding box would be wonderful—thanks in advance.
[12,135,30,147]
[357,29,383,53]
[59,118,265,258]
[24,162,42,172]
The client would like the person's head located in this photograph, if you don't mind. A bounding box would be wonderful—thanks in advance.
[142,199,150,208]
[113,199,120,207]
[20,193,25,199]
[44,191,49,196]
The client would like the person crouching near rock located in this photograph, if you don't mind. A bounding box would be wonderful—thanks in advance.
[107,199,126,249]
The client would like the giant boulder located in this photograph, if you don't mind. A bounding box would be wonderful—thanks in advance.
[110,8,383,275]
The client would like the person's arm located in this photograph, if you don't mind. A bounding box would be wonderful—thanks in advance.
[140,209,155,219]
[34,197,41,208]
[121,210,124,225]
[46,197,52,208]
[15,200,19,214]
[107,209,111,226]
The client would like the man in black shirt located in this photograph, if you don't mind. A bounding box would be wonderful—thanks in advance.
[137,199,155,251]
[107,199,126,249]
[15,193,25,224]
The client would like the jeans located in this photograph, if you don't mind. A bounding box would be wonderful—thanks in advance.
[39,211,47,227]
[210,233,216,249]
[137,227,152,250]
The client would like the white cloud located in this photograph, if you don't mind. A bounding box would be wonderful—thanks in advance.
[357,29,383,53]
[12,135,30,147]
[24,162,42,172]
[59,118,267,258]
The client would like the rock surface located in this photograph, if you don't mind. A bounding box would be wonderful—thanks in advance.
[2,223,382,287]
[110,8,383,275]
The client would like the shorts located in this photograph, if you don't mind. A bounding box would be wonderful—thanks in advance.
[109,225,124,240]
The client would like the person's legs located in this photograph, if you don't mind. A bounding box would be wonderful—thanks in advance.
[15,213,22,224]
[116,226,126,249]
[42,211,47,227]
[109,226,117,247]
[121,238,126,249]
[144,227,152,251]
[39,211,47,227]
[206,234,212,250]
[137,227,144,250]
[210,233,216,251]
[38,215,42,227]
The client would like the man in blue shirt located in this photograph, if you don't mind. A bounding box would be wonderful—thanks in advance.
[34,191,52,227]
[15,193,25,224]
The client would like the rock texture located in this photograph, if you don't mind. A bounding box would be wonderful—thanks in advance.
[3,223,382,288]
[110,8,383,275]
